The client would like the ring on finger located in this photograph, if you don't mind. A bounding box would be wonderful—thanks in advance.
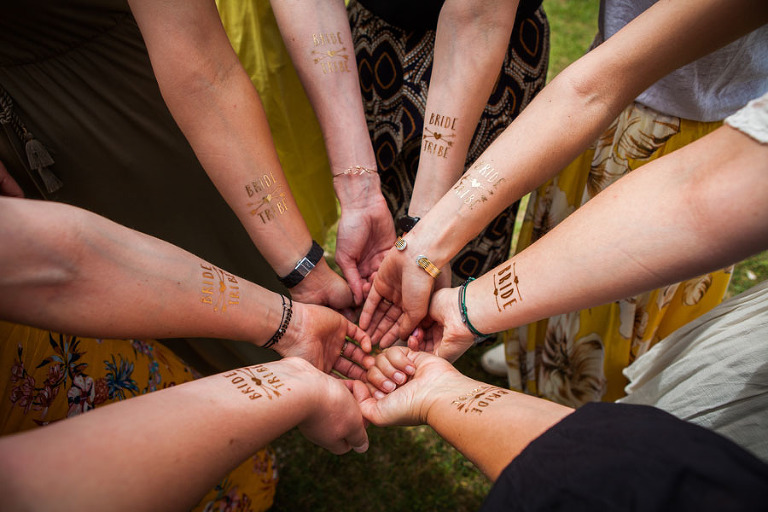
[340,340,349,357]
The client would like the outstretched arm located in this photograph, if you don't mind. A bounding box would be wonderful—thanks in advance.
[0,197,371,375]
[0,357,368,512]
[353,348,572,480]
[270,0,395,305]
[362,0,768,340]
[408,0,520,219]
[127,0,353,310]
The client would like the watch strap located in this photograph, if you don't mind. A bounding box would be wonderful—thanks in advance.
[278,240,324,288]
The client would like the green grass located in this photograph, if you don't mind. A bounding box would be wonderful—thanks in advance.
[544,0,600,81]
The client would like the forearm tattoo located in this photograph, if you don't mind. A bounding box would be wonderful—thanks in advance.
[245,172,288,223]
[452,385,509,415]
[222,365,289,401]
[422,112,457,159]
[311,32,351,74]
[493,262,522,312]
[200,263,240,313]
[452,161,505,210]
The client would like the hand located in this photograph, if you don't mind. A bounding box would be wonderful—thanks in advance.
[290,258,355,317]
[359,242,436,346]
[280,357,370,454]
[406,286,475,363]
[277,301,374,377]
[335,192,396,306]
[0,160,24,198]
[348,347,466,427]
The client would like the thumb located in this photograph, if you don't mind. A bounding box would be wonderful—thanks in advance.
[337,253,364,306]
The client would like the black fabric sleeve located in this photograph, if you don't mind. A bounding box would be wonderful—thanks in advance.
[479,402,768,512]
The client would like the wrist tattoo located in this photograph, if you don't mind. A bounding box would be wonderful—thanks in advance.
[200,263,240,312]
[493,262,522,312]
[452,385,509,415]
[311,32,351,74]
[452,161,505,210]
[222,365,289,401]
[422,112,457,159]
[245,172,288,223]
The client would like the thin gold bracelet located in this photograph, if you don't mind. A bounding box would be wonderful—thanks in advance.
[332,165,377,178]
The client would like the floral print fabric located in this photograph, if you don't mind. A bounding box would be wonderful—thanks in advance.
[503,102,732,406]
[0,321,277,511]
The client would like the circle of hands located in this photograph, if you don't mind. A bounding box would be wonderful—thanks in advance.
[0,161,479,456]
[272,187,485,456]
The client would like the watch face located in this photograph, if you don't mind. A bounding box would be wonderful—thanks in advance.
[397,215,420,233]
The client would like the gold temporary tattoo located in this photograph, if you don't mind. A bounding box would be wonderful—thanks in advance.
[222,365,289,400]
[452,385,509,414]
[452,161,505,210]
[200,263,240,312]
[311,32,351,74]
[422,113,457,159]
[493,262,522,312]
[245,172,288,223]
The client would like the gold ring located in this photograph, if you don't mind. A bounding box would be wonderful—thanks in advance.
[340,340,349,356]
[382,298,393,306]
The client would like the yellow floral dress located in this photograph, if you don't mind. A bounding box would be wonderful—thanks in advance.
[0,322,278,512]
[503,102,732,406]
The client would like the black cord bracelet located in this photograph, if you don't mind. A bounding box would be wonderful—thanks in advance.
[263,294,293,350]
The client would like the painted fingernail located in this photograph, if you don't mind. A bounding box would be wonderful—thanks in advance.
[382,380,396,392]
[393,371,406,384]
[374,390,386,400]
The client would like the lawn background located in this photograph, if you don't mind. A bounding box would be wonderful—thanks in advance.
[269,1,767,510]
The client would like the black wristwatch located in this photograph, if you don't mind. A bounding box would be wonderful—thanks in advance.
[396,214,421,233]
[278,240,324,288]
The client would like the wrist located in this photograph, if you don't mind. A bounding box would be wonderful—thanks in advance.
[333,172,386,208]
[423,373,478,427]
[277,240,324,289]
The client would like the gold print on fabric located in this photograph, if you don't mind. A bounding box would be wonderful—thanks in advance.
[245,172,288,223]
[493,262,522,312]
[312,32,351,74]
[452,385,509,414]
[222,365,289,401]
[200,263,240,312]
[452,161,505,209]
[422,112,457,159]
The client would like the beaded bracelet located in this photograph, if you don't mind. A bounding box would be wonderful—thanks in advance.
[263,294,293,350]
[332,165,377,178]
[458,278,492,344]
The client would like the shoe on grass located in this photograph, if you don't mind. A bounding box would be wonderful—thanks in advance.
[480,343,508,377]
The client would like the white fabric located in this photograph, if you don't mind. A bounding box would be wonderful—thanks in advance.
[601,0,768,122]
[725,91,768,144]
[619,280,768,463]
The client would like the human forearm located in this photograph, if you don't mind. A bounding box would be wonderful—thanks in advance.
[0,358,364,512]
[404,0,768,267]
[0,198,289,345]
[270,0,378,204]
[409,0,519,217]
[128,0,316,276]
[463,125,768,335]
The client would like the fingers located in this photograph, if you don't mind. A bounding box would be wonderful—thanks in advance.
[359,284,383,330]
[337,254,364,306]
[333,340,373,380]
[369,302,401,344]
[345,424,370,454]
[377,322,402,349]
[366,347,415,395]
[346,316,372,353]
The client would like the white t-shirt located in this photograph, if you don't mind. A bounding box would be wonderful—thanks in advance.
[601,0,768,122]
[725,90,768,144]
